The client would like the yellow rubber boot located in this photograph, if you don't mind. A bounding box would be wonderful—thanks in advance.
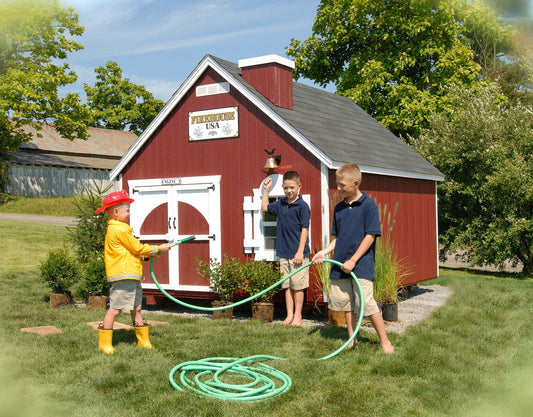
[98,328,116,354]
[134,325,153,349]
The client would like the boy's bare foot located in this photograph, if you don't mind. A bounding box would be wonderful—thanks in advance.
[290,319,302,327]
[381,340,395,354]
[282,317,293,325]
[346,338,358,349]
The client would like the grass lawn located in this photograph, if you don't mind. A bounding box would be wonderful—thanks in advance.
[1,221,533,416]
[0,194,79,217]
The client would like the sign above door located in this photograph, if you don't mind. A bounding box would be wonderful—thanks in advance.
[188,106,239,141]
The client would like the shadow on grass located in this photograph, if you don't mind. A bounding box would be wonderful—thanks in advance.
[109,329,138,347]
[440,266,531,281]
[308,325,373,347]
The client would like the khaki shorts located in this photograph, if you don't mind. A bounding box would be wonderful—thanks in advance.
[109,280,143,311]
[328,278,380,316]
[279,257,310,290]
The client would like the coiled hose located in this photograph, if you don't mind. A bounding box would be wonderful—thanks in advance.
[150,236,364,400]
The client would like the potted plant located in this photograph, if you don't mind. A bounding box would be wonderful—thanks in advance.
[373,202,410,321]
[244,260,281,323]
[312,259,346,327]
[196,255,245,319]
[40,246,80,307]
[82,254,109,309]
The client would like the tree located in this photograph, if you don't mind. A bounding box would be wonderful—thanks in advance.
[461,1,533,106]
[411,83,533,274]
[84,61,165,135]
[286,0,510,138]
[0,0,91,188]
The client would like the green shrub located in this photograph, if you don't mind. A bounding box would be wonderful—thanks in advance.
[196,255,246,302]
[40,246,80,294]
[82,255,109,296]
[244,260,281,303]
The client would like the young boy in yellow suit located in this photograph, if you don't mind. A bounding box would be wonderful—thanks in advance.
[95,190,171,354]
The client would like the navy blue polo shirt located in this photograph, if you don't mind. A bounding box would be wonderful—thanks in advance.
[330,192,381,280]
[267,196,310,259]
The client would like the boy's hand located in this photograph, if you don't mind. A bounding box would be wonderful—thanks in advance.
[341,259,356,274]
[312,251,325,264]
[158,243,171,253]
[293,252,304,265]
[262,177,272,190]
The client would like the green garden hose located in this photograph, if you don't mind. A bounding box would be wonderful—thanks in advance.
[168,355,292,401]
[151,235,364,400]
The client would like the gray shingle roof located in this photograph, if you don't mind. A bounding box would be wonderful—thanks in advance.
[210,55,443,180]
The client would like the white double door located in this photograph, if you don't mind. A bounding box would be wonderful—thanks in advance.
[128,176,221,292]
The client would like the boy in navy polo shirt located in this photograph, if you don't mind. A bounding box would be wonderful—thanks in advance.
[262,171,310,327]
[313,163,394,354]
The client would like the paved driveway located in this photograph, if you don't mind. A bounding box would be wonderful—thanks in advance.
[0,213,77,227]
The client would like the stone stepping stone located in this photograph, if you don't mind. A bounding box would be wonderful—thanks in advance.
[20,325,63,335]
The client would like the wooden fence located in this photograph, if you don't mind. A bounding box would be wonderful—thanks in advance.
[5,164,120,197]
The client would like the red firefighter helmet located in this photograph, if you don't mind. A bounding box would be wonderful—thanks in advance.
[95,190,134,214]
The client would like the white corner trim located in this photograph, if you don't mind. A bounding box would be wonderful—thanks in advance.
[329,161,445,182]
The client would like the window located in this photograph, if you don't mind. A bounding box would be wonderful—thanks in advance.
[243,174,310,261]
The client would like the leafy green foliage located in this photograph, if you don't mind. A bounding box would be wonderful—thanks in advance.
[84,61,165,135]
[412,82,533,273]
[40,245,80,293]
[244,260,281,302]
[68,181,111,263]
[196,255,246,302]
[81,255,109,296]
[286,0,510,138]
[0,0,91,188]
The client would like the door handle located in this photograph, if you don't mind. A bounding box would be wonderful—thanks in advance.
[173,217,176,230]
[168,217,171,230]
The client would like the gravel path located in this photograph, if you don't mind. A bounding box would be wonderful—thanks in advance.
[145,284,453,334]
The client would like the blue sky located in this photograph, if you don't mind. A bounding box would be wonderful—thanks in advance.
[62,0,325,102]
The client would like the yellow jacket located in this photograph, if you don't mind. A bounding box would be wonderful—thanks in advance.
[104,219,158,282]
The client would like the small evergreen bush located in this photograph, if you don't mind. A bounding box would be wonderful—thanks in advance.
[69,181,111,263]
[40,246,80,294]
[82,255,109,296]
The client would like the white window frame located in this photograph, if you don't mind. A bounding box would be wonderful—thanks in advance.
[243,174,310,261]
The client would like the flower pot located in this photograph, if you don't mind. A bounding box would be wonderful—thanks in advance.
[251,302,274,323]
[88,295,108,309]
[381,302,398,322]
[328,308,346,327]
[211,300,233,320]
[50,292,72,308]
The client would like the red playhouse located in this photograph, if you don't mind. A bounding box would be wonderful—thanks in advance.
[109,54,444,307]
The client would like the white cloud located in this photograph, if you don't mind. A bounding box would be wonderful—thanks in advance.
[59,0,322,100]
[63,0,317,60]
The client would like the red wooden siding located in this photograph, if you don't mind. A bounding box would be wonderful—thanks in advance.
[327,170,438,286]
[241,63,293,109]
[122,68,322,290]
[122,65,438,305]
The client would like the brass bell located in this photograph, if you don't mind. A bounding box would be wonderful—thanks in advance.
[264,156,279,170]
[263,148,281,170]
